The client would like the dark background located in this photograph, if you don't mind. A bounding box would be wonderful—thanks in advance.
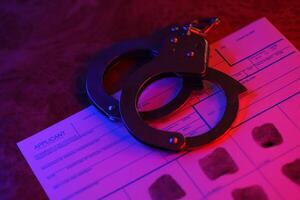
[0,0,299,199]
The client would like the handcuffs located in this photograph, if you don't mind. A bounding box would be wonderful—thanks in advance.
[86,17,246,151]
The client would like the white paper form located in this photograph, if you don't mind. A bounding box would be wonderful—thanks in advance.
[17,18,300,200]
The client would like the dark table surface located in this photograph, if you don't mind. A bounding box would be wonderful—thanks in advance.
[1,0,299,199]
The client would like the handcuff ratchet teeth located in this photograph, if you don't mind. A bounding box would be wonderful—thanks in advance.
[86,17,247,151]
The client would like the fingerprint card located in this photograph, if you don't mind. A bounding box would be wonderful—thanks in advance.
[17,18,300,200]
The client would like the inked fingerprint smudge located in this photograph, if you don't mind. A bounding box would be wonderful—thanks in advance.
[231,185,269,200]
[148,174,186,200]
[251,123,283,148]
[282,158,300,186]
[199,147,238,180]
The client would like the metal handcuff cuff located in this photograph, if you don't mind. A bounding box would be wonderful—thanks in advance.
[86,26,197,121]
[86,17,247,151]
